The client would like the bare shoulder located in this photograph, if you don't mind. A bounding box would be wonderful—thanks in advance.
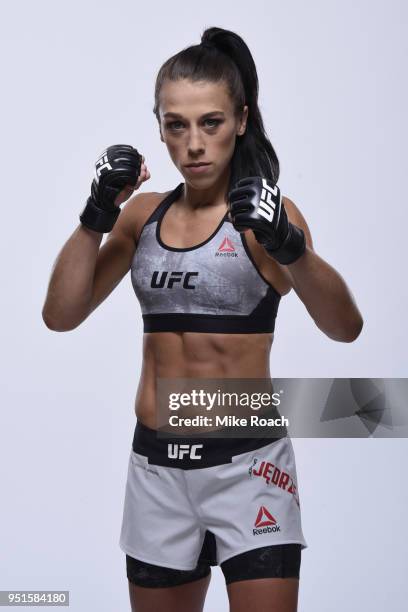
[282,195,314,251]
[112,188,172,245]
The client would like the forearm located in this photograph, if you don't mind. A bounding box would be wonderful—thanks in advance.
[284,247,364,342]
[42,224,103,331]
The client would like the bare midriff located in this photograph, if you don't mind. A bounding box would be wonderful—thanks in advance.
[134,331,274,429]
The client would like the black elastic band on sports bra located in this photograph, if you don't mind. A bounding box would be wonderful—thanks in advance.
[142,312,277,334]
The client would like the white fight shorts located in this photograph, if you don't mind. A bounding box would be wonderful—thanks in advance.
[119,421,308,570]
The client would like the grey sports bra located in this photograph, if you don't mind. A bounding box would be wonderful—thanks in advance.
[130,183,281,333]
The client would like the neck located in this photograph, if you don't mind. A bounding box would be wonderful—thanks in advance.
[181,168,231,211]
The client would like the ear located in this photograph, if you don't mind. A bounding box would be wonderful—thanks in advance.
[237,105,248,136]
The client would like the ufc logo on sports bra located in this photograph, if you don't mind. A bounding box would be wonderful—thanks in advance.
[256,178,280,223]
[168,444,203,460]
[151,271,198,289]
[95,154,112,178]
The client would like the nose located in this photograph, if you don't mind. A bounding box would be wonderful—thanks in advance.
[187,127,205,156]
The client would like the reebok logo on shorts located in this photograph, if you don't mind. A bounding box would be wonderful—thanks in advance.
[253,506,281,536]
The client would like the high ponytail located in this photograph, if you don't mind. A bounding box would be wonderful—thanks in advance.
[153,26,279,193]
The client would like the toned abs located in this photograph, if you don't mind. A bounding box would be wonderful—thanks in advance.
[130,191,291,428]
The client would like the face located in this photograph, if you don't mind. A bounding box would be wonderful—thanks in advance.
[158,78,248,186]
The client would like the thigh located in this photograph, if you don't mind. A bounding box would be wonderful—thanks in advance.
[227,577,299,612]
[128,573,211,612]
[222,544,301,612]
[126,554,212,612]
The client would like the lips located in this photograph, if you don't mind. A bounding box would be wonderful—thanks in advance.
[185,163,212,174]
[185,162,211,167]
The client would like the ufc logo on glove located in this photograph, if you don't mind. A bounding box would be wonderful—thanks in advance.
[95,154,113,178]
[256,178,281,222]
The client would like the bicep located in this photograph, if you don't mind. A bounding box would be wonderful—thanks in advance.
[87,196,140,315]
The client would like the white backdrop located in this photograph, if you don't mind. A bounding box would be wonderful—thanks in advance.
[0,1,407,610]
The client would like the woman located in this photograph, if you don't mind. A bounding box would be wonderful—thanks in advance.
[42,26,363,612]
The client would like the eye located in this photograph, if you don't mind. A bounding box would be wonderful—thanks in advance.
[204,118,222,128]
[165,119,223,130]
[166,121,184,130]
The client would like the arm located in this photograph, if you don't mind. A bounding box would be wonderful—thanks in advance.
[42,193,142,332]
[275,197,364,343]
[228,177,364,343]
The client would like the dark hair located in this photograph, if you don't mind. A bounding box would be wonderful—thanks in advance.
[153,26,280,194]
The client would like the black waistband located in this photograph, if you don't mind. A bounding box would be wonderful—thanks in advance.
[131,420,282,469]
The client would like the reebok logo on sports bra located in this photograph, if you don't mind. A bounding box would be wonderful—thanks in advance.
[216,237,237,257]
[131,183,282,334]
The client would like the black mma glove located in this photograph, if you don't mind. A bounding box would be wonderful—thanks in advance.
[228,176,306,265]
[79,144,142,233]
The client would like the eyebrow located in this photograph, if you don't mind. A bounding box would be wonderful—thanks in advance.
[163,111,225,119]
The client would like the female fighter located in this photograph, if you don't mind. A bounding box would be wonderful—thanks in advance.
[42,26,363,612]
